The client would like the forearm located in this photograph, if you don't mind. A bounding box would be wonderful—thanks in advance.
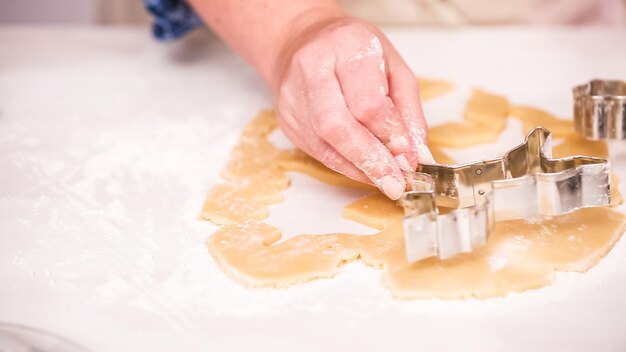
[187,0,343,89]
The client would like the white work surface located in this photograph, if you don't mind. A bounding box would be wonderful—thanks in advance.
[1,26,626,351]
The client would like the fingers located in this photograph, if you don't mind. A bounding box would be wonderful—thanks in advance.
[277,117,370,184]
[335,36,415,171]
[384,44,435,166]
[306,74,406,200]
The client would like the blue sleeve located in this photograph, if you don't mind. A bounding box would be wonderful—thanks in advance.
[144,0,204,41]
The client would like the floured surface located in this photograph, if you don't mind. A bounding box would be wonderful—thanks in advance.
[4,27,626,352]
[201,80,626,299]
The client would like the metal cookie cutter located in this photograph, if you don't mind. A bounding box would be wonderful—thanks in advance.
[574,79,626,140]
[400,127,611,263]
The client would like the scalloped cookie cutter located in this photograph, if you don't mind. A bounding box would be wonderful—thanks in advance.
[400,127,611,263]
[574,79,626,140]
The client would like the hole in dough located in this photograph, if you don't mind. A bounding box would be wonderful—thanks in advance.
[266,172,377,244]
[267,127,294,150]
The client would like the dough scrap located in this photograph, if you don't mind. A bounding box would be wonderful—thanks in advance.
[429,89,510,148]
[276,149,374,191]
[417,78,455,101]
[201,79,626,299]
[509,105,577,138]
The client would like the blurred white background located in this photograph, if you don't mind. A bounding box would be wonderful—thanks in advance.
[2,0,625,26]
[0,0,150,25]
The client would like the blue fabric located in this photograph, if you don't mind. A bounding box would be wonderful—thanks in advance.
[144,0,203,41]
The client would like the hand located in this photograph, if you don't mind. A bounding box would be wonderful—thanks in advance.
[273,15,434,200]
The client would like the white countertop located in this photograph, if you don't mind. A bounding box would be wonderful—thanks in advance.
[1,26,626,351]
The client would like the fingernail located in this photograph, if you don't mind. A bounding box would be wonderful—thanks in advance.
[395,155,412,171]
[380,175,405,200]
[416,143,435,164]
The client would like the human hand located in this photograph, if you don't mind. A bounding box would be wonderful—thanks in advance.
[273,14,434,200]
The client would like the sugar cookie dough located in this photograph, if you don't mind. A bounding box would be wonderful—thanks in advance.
[201,79,626,299]
[429,89,509,148]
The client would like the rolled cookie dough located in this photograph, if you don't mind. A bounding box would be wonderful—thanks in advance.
[429,89,510,148]
[201,79,626,299]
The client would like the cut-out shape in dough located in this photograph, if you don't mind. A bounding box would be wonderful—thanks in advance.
[266,172,377,244]
[201,79,626,299]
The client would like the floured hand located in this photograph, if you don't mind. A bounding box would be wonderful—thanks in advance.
[273,15,434,200]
